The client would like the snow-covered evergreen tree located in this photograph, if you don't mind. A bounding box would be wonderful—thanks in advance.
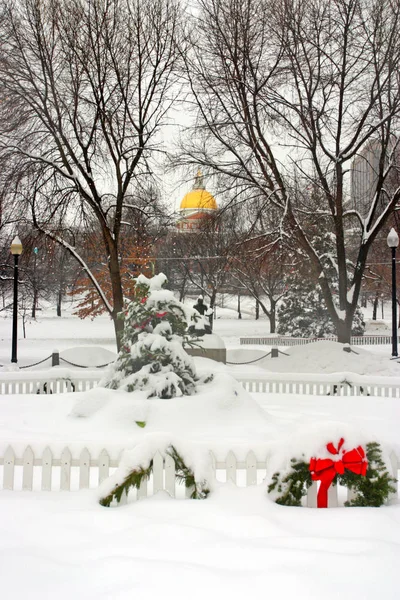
[103,273,208,398]
[277,278,365,338]
[278,225,365,338]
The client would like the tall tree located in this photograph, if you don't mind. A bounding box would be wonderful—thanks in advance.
[182,0,400,342]
[0,0,181,348]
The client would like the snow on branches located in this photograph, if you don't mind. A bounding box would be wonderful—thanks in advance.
[103,273,212,399]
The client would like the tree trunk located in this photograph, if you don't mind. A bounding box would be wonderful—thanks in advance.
[31,289,38,318]
[372,295,379,321]
[112,313,124,351]
[109,247,124,352]
[209,288,217,308]
[270,301,276,333]
[336,319,352,344]
[57,288,62,317]
[255,299,259,320]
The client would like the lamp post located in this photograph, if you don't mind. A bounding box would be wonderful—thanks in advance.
[10,236,23,363]
[387,228,399,358]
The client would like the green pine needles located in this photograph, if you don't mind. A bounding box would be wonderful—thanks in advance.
[340,442,397,507]
[100,463,153,507]
[167,445,210,499]
[268,456,313,506]
[99,445,210,507]
[268,442,396,507]
[103,273,211,398]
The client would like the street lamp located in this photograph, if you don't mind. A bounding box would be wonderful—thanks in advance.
[10,236,23,364]
[387,228,399,358]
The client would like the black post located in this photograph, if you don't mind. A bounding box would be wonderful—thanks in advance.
[238,291,242,319]
[391,246,398,358]
[11,254,19,363]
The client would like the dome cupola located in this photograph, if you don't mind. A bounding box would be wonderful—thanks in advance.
[179,170,218,212]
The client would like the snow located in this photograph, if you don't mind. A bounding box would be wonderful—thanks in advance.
[1,488,399,600]
[233,339,400,376]
[0,303,400,599]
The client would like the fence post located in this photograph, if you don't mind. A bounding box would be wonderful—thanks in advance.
[52,349,60,367]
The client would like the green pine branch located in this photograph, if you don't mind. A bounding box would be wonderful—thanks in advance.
[100,445,210,507]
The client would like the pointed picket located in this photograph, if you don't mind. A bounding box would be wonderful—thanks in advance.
[137,476,148,499]
[60,447,72,490]
[41,447,53,491]
[79,448,91,489]
[165,453,175,498]
[209,451,217,476]
[98,449,110,484]
[119,487,128,505]
[153,451,164,495]
[327,483,338,507]
[226,450,237,484]
[22,446,34,491]
[245,451,257,486]
[306,482,318,508]
[3,446,15,490]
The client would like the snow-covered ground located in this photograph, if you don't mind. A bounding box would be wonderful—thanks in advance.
[0,302,400,599]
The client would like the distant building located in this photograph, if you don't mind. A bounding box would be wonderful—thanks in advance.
[176,170,218,231]
[350,139,400,217]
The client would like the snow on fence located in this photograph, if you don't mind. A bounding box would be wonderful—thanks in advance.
[1,371,400,397]
[239,378,400,397]
[0,371,100,394]
[1,446,399,507]
[240,335,400,346]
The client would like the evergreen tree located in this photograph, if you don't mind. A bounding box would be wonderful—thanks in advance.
[277,277,365,338]
[104,273,208,398]
[278,228,365,338]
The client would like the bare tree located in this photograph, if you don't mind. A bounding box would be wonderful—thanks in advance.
[182,0,400,342]
[0,0,182,347]
[231,241,288,332]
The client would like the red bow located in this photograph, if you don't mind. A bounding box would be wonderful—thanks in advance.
[309,438,367,508]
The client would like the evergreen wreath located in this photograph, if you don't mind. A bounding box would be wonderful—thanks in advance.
[268,442,396,507]
[99,444,210,507]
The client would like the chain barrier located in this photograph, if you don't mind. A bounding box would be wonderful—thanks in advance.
[0,355,113,370]
[59,357,113,369]
[20,355,53,369]
[226,348,289,365]
[226,352,274,365]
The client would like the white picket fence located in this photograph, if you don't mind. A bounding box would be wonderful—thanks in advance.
[0,374,98,395]
[1,371,400,397]
[1,446,399,507]
[240,335,400,346]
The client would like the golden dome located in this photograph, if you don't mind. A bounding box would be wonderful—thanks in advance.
[179,170,218,211]
[180,189,218,210]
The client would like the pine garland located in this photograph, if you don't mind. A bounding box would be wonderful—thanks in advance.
[268,442,396,507]
[100,463,153,507]
[167,445,210,499]
[268,456,313,506]
[99,445,210,507]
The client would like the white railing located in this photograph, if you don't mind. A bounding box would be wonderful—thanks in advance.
[1,446,398,507]
[240,335,400,346]
[2,370,400,397]
[0,369,100,395]
[239,377,400,397]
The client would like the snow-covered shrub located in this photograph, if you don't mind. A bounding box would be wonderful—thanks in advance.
[103,273,210,398]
